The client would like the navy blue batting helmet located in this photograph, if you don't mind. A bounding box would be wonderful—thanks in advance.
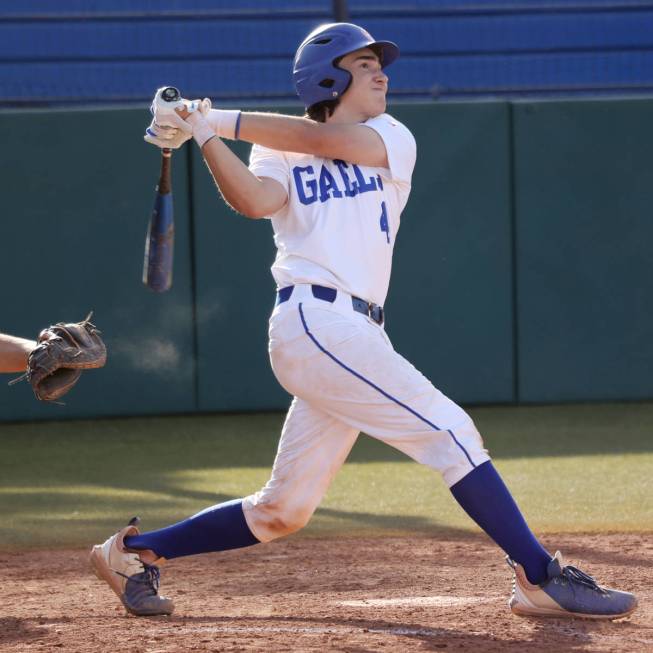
[293,23,399,109]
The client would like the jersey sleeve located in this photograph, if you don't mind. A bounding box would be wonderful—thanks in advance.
[249,143,290,191]
[363,113,417,186]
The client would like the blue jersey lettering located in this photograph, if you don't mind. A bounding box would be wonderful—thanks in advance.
[352,164,377,194]
[379,201,390,243]
[318,165,343,202]
[292,162,382,206]
[334,160,358,197]
[293,165,317,205]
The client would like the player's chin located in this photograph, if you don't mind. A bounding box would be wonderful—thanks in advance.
[370,96,387,116]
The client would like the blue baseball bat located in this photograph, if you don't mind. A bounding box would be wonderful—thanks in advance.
[143,87,179,292]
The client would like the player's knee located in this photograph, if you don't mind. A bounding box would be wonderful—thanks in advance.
[268,514,309,538]
[245,497,314,541]
[268,501,313,537]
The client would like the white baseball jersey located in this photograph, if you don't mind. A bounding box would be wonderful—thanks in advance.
[248,113,417,306]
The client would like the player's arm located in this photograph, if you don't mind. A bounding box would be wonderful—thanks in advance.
[183,111,385,217]
[152,100,386,169]
[0,333,35,373]
[199,136,287,219]
[152,96,383,216]
[236,113,389,169]
[164,105,287,219]
[145,93,287,219]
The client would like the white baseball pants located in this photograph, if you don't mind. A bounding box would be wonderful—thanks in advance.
[242,284,490,542]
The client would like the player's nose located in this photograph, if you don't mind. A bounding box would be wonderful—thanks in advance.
[374,69,388,86]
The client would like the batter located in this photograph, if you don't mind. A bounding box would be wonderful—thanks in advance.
[90,23,637,621]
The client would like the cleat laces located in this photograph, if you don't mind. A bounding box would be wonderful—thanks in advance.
[116,564,161,595]
[560,565,608,594]
[141,565,161,595]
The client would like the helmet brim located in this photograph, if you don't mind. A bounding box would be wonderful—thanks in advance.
[370,40,400,68]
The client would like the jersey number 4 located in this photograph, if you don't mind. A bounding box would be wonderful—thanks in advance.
[379,201,390,244]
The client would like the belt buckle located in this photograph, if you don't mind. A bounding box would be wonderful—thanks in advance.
[369,303,384,325]
[351,296,384,325]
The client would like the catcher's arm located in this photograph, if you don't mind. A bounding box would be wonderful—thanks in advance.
[0,333,36,373]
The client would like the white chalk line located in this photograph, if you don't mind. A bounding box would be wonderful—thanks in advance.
[145,598,492,639]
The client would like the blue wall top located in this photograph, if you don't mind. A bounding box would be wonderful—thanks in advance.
[2,1,653,106]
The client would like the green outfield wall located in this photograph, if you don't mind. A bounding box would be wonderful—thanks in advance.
[0,108,196,421]
[512,99,653,402]
[191,135,288,413]
[1,98,651,422]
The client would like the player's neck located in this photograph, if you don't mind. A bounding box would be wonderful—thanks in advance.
[327,103,379,125]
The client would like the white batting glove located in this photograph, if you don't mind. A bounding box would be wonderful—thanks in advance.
[144,87,207,149]
[143,119,191,149]
[149,86,198,132]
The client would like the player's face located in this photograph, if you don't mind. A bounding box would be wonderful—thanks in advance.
[337,47,388,119]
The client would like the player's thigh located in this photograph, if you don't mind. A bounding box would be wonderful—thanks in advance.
[243,396,359,542]
[270,303,488,486]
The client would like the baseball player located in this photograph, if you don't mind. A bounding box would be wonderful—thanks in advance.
[0,333,36,373]
[90,23,637,620]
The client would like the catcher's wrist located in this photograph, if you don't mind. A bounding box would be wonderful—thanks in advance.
[205,109,242,140]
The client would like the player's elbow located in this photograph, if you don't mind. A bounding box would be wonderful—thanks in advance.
[235,199,271,220]
[223,193,266,219]
[223,177,286,219]
[244,200,273,219]
[238,180,287,219]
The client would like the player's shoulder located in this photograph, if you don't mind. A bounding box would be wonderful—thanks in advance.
[365,112,411,133]
[364,113,416,147]
[249,142,292,169]
[250,142,308,164]
[251,142,280,157]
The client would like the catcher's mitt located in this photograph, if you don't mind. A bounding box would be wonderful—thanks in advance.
[10,312,107,402]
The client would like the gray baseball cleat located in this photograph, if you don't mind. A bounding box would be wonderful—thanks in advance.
[507,551,637,619]
[89,517,174,616]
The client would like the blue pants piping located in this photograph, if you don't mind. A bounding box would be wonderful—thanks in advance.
[298,303,476,469]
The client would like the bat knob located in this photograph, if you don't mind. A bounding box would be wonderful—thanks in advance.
[161,87,180,103]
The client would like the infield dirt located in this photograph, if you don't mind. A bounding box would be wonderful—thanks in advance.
[1,533,651,652]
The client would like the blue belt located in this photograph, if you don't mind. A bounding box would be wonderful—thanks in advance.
[277,285,384,326]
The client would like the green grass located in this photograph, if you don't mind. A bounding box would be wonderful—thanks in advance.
[0,403,651,549]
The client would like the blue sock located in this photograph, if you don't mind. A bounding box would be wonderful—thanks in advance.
[124,499,259,560]
[450,461,551,584]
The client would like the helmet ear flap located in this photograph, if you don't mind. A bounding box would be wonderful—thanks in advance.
[325,54,352,99]
[317,69,351,99]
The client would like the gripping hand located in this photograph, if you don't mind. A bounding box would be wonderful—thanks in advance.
[144,87,210,149]
[144,119,191,149]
